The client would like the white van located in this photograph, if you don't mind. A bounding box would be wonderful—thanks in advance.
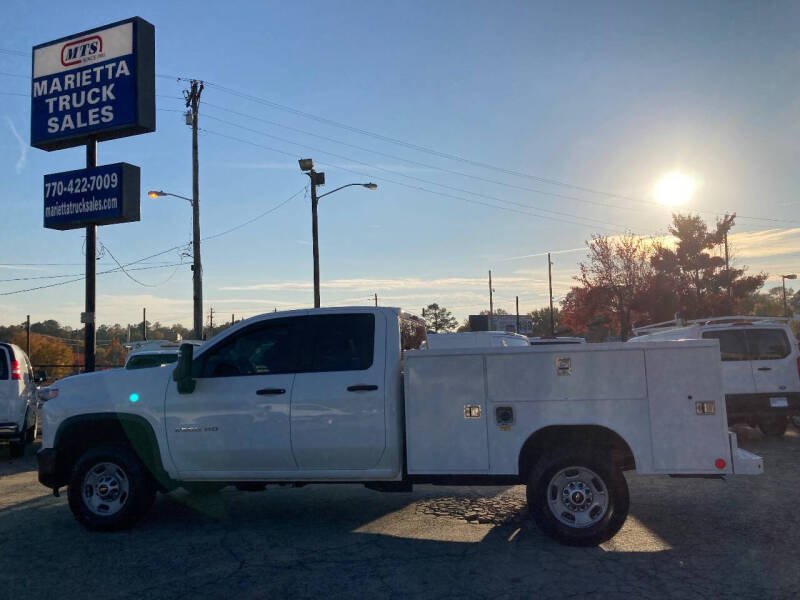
[630,316,800,436]
[422,331,531,349]
[0,343,39,457]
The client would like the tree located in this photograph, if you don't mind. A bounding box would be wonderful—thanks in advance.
[10,332,74,379]
[570,233,653,340]
[650,213,766,318]
[421,303,458,333]
[527,307,570,337]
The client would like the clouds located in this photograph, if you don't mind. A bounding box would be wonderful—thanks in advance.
[729,228,800,259]
[6,117,27,174]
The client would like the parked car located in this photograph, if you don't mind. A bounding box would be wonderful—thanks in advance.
[0,343,40,457]
[422,331,530,349]
[123,340,203,370]
[630,316,800,436]
[37,307,761,546]
[528,336,586,346]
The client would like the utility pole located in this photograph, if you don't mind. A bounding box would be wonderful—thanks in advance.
[724,229,732,313]
[488,270,494,331]
[127,324,131,343]
[548,253,555,337]
[231,313,235,327]
[209,307,214,335]
[185,80,204,339]
[515,296,520,334]
[142,308,147,341]
[85,139,97,372]
[374,293,378,307]
[26,315,30,357]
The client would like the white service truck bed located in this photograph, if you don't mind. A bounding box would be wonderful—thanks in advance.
[404,340,753,476]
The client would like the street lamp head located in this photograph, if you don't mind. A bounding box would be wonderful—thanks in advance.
[363,183,378,190]
[147,190,165,198]
[298,158,314,172]
[784,274,797,280]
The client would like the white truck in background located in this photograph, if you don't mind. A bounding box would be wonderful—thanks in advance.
[422,331,531,349]
[37,307,761,546]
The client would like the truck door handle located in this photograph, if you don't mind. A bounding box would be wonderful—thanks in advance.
[347,385,378,392]
[757,367,772,371]
[256,388,286,395]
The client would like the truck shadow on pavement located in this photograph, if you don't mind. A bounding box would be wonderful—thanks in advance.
[1,427,798,598]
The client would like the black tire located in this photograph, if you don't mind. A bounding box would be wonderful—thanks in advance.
[526,448,629,546]
[67,444,156,531]
[8,439,25,458]
[758,417,787,437]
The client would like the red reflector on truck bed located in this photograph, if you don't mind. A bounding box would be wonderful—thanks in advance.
[715,458,726,470]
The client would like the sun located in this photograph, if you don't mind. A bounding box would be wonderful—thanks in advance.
[653,172,695,206]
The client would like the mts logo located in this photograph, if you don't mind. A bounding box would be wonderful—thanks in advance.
[61,35,103,67]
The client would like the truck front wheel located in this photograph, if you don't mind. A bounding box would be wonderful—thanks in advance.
[67,445,156,531]
[526,449,629,546]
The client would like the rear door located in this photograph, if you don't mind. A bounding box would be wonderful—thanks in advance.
[290,312,387,471]
[701,329,756,394]
[747,329,799,394]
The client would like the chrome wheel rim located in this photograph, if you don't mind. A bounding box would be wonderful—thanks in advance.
[82,462,130,516]
[546,466,609,528]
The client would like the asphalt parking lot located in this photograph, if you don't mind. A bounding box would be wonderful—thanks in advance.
[1,425,798,600]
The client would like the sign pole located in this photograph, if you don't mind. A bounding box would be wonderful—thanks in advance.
[84,139,96,372]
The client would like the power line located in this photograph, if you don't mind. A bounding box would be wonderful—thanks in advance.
[202,100,648,217]
[0,188,305,296]
[201,127,620,232]
[201,113,627,230]
[202,187,305,241]
[0,262,184,296]
[99,241,183,288]
[192,77,799,226]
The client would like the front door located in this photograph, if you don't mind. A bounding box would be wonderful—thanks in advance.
[291,312,387,471]
[165,317,302,476]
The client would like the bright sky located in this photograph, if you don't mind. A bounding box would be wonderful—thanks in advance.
[1,1,799,328]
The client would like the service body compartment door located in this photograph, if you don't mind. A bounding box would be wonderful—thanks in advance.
[404,354,489,473]
[645,345,732,473]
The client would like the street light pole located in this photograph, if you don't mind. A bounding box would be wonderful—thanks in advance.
[782,274,796,317]
[147,190,201,336]
[298,158,377,308]
[310,180,321,309]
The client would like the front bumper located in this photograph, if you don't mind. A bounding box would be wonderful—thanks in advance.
[37,448,60,489]
[726,393,800,423]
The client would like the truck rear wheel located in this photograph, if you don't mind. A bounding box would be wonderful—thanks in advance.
[67,444,156,531]
[758,417,787,437]
[526,449,629,546]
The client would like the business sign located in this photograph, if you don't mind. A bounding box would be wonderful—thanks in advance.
[31,17,155,151]
[43,163,140,230]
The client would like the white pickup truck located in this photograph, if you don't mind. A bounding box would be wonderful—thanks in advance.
[37,307,762,546]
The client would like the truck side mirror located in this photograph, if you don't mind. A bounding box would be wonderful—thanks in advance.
[173,343,196,394]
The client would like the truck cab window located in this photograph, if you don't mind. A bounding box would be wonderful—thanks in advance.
[198,320,299,377]
[310,314,374,372]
